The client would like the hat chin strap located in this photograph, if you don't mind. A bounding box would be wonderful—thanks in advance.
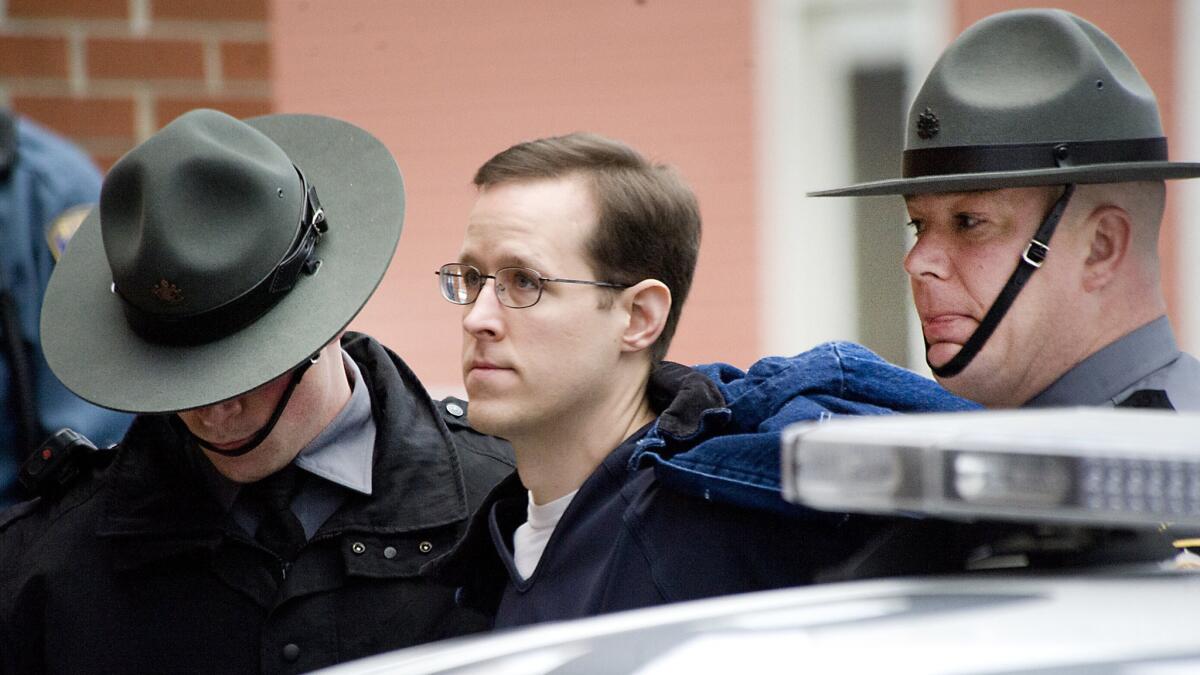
[930,184,1076,379]
[180,352,321,458]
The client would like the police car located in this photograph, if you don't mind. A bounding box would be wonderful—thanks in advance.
[322,408,1200,674]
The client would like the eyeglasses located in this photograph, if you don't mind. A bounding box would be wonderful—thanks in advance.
[436,263,629,309]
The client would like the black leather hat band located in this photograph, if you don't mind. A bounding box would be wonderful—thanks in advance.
[117,167,328,346]
[903,137,1167,179]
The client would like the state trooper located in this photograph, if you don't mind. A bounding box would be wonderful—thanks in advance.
[0,109,512,674]
[0,110,131,506]
[812,8,1200,410]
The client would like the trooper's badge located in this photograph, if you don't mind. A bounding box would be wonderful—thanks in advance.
[916,107,940,139]
[44,204,94,262]
[152,279,184,304]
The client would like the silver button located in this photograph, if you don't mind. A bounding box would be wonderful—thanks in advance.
[282,643,300,662]
[384,546,397,559]
[418,541,433,554]
[446,403,464,417]
[351,542,366,555]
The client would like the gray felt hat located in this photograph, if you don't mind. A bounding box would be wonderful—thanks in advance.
[40,109,405,413]
[810,8,1200,196]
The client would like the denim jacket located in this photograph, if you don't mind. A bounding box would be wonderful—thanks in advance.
[632,341,981,516]
[433,342,980,625]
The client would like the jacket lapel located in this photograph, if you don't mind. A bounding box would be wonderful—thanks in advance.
[95,336,476,608]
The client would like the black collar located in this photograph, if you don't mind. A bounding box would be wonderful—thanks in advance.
[95,334,470,564]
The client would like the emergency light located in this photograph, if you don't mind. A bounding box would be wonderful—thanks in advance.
[781,408,1200,528]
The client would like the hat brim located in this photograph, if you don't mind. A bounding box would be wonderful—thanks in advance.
[41,114,404,414]
[808,161,1200,197]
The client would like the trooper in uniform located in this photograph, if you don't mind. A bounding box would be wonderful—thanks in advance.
[812,8,1200,410]
[0,109,513,673]
[0,111,131,506]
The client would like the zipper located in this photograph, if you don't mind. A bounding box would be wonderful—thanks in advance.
[226,531,294,582]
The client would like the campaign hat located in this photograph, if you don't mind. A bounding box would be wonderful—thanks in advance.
[810,9,1200,196]
[41,109,404,413]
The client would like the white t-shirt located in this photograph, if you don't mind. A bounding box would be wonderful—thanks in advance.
[512,489,578,580]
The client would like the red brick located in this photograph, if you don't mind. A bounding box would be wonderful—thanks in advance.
[11,96,136,138]
[156,97,273,126]
[88,38,205,80]
[152,0,268,21]
[0,36,69,78]
[221,42,269,80]
[9,0,127,19]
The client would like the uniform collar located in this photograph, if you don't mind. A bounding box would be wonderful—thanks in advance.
[1026,316,1180,407]
[96,334,469,548]
[293,349,375,495]
[196,348,375,516]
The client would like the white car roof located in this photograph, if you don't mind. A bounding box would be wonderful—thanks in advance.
[322,570,1200,674]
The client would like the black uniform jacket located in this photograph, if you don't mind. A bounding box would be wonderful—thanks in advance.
[0,333,514,674]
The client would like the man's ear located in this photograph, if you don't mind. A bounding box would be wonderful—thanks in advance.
[619,280,671,354]
[1081,206,1131,293]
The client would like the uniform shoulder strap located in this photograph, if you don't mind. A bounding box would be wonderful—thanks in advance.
[1115,389,1175,410]
[18,428,111,499]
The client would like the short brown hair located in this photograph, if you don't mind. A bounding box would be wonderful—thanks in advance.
[474,133,701,362]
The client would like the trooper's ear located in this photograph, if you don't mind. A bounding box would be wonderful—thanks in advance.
[619,279,671,354]
[1081,205,1131,293]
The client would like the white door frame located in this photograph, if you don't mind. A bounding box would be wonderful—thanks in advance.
[754,0,949,368]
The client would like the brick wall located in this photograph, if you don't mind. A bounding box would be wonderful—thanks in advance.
[274,1,761,389]
[0,0,272,170]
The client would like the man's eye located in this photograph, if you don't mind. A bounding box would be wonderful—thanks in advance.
[513,271,539,289]
[956,215,983,230]
[464,270,482,286]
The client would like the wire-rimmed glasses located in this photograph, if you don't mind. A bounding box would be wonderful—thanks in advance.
[436,263,629,309]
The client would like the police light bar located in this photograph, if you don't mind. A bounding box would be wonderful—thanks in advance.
[781,408,1200,528]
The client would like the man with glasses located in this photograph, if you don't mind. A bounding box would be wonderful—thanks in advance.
[0,109,513,673]
[428,133,977,627]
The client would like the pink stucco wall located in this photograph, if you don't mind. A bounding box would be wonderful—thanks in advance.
[270,1,759,391]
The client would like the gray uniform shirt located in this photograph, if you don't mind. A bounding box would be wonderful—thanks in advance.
[1025,316,1200,410]
[205,349,377,539]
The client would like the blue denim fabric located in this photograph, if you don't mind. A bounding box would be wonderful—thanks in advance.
[631,341,981,517]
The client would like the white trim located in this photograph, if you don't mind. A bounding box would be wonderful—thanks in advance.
[67,24,86,96]
[1176,0,1200,353]
[134,86,154,142]
[204,38,222,94]
[755,0,950,367]
[129,0,149,36]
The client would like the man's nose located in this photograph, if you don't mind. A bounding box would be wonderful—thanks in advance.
[903,230,952,281]
[462,278,506,339]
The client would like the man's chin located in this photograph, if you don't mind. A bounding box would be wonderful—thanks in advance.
[204,450,279,484]
[464,401,513,439]
[926,353,1008,407]
[926,342,963,371]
